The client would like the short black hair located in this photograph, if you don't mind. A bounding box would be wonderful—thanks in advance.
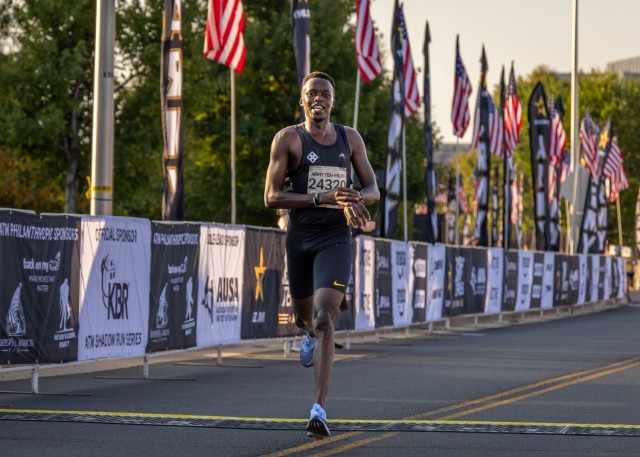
[301,71,335,91]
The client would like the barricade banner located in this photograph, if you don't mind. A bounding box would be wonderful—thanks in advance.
[567,255,581,305]
[426,243,445,321]
[241,228,286,339]
[391,241,411,327]
[598,255,606,301]
[553,254,569,306]
[0,212,80,364]
[466,248,487,314]
[374,238,393,328]
[78,217,150,361]
[617,257,627,299]
[197,224,245,346]
[444,246,466,316]
[588,255,600,303]
[503,250,519,311]
[277,242,299,337]
[541,252,555,309]
[148,222,200,352]
[484,247,503,314]
[355,236,375,331]
[610,256,620,299]
[336,255,356,332]
[603,255,612,300]
[577,254,588,305]
[530,252,544,309]
[515,250,533,311]
[409,242,427,323]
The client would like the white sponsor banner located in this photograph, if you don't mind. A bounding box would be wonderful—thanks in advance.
[484,248,503,314]
[589,255,599,303]
[197,224,245,346]
[78,217,150,361]
[603,255,612,300]
[617,257,627,299]
[577,254,587,305]
[391,241,411,326]
[355,236,375,331]
[540,252,555,309]
[515,250,533,311]
[426,243,445,322]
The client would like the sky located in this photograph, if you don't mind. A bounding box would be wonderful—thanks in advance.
[368,0,640,143]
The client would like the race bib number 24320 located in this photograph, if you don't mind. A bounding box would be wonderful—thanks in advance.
[307,166,347,209]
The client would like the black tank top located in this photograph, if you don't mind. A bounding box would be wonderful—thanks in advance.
[288,123,352,226]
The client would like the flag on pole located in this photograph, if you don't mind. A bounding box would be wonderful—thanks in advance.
[451,35,472,138]
[548,92,566,168]
[471,45,490,247]
[579,110,600,179]
[603,136,623,179]
[291,0,311,90]
[423,21,437,243]
[396,3,419,117]
[503,63,522,157]
[559,149,571,184]
[355,0,381,83]
[204,0,246,73]
[162,0,185,221]
[470,91,504,157]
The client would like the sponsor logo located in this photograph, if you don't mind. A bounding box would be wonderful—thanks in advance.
[100,255,129,320]
[254,247,267,301]
[54,278,76,347]
[168,256,188,275]
[333,280,345,287]
[156,284,169,329]
[306,151,318,163]
[6,283,26,337]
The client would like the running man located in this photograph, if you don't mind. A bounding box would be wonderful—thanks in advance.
[264,71,379,439]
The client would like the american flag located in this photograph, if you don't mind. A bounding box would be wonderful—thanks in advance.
[395,3,420,117]
[451,35,472,138]
[548,92,566,168]
[610,165,629,202]
[510,165,520,226]
[470,93,504,157]
[559,149,571,184]
[503,63,522,158]
[579,110,600,179]
[204,0,246,73]
[603,137,623,180]
[355,0,381,83]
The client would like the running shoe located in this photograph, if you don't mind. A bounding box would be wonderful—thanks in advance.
[300,333,316,368]
[306,403,330,439]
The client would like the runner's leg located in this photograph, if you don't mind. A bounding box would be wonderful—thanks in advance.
[312,287,343,408]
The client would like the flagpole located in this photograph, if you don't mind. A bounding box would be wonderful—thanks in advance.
[230,69,237,224]
[455,139,460,245]
[353,71,361,130]
[617,197,623,247]
[403,126,408,241]
[569,0,580,253]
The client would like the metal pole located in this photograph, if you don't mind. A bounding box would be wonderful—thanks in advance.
[90,0,115,215]
[617,197,623,247]
[230,70,236,224]
[353,71,361,130]
[569,0,580,253]
[455,139,460,245]
[402,127,408,241]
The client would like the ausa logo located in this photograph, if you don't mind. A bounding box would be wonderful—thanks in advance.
[100,255,129,319]
[6,283,26,337]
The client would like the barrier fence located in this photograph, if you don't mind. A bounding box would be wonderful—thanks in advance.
[0,210,627,366]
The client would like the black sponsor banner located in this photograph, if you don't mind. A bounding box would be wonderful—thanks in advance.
[567,255,580,305]
[148,222,199,352]
[444,246,465,316]
[598,255,606,301]
[336,241,356,331]
[611,257,620,299]
[553,254,573,306]
[411,243,427,323]
[374,239,393,327]
[530,252,545,309]
[502,250,519,311]
[465,248,487,314]
[0,212,80,364]
[241,228,284,339]
[528,82,550,251]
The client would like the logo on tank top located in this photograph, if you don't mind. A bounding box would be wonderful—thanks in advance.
[306,151,318,163]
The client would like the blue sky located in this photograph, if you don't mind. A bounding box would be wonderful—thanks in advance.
[368,0,640,143]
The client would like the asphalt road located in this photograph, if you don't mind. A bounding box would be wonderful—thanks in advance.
[1,303,639,457]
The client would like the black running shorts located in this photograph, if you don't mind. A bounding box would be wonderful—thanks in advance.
[286,221,352,299]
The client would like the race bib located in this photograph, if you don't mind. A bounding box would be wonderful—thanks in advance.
[308,165,347,209]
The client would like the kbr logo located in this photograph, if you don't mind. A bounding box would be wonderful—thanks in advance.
[101,255,129,319]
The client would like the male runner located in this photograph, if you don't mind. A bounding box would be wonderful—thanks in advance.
[264,71,379,438]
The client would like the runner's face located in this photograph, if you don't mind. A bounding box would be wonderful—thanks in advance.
[300,78,334,122]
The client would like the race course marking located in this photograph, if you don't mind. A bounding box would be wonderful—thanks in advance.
[0,408,639,437]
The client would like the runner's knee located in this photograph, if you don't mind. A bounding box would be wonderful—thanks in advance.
[314,308,336,334]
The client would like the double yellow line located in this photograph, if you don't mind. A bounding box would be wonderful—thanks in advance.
[261,355,640,457]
